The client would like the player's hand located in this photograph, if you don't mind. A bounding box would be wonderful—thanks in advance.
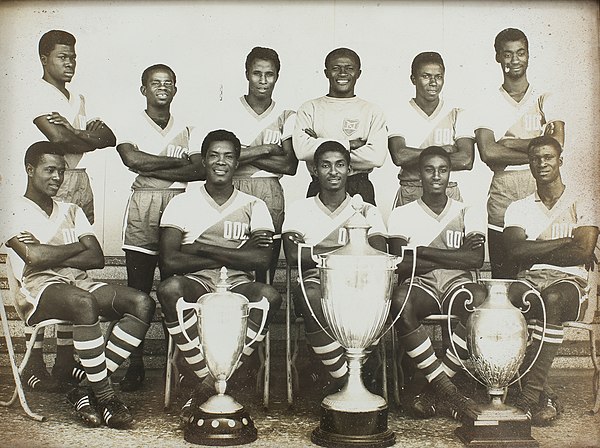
[86,120,106,132]
[304,128,318,139]
[285,233,305,245]
[16,231,40,245]
[47,112,76,132]
[349,138,367,150]
[585,252,598,272]
[441,144,457,154]
[245,232,274,249]
[460,233,486,251]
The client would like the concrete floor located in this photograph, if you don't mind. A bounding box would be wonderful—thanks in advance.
[1,368,599,448]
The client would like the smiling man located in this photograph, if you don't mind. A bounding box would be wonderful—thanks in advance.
[504,135,598,425]
[388,146,486,420]
[387,52,475,207]
[293,48,387,205]
[474,28,565,280]
[115,64,205,390]
[155,129,282,426]
[282,140,387,392]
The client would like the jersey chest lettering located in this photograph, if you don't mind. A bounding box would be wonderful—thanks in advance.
[433,128,453,146]
[263,129,282,145]
[550,223,574,239]
[62,228,78,244]
[167,144,189,158]
[223,221,250,240]
[523,113,543,132]
[445,230,464,248]
[337,228,348,245]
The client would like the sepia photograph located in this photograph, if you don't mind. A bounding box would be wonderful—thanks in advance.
[0,1,598,447]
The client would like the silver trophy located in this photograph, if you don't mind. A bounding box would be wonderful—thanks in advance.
[446,278,547,447]
[176,267,269,446]
[299,195,416,448]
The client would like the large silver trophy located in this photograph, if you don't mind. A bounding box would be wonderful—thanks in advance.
[446,279,547,448]
[176,267,269,446]
[299,195,414,448]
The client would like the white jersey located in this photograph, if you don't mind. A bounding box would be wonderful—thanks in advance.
[387,98,472,182]
[292,95,388,175]
[504,188,596,279]
[116,111,199,189]
[283,194,387,253]
[4,198,95,318]
[473,84,560,171]
[210,96,296,179]
[161,185,274,249]
[29,79,93,170]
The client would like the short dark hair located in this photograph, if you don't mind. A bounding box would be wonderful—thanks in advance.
[201,130,241,159]
[141,64,177,86]
[245,47,281,74]
[411,52,445,77]
[419,146,451,169]
[38,30,76,57]
[494,28,529,54]
[325,47,361,69]
[313,140,350,166]
[25,141,65,168]
[528,135,563,155]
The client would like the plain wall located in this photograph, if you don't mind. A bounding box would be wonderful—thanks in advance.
[0,0,598,256]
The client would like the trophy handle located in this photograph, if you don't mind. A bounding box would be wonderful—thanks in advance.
[245,296,270,348]
[510,281,548,387]
[297,243,336,341]
[446,286,489,388]
[175,297,204,355]
[379,246,418,338]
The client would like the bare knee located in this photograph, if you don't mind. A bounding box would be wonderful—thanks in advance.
[128,290,156,324]
[68,291,99,325]
[542,290,568,324]
[156,276,187,316]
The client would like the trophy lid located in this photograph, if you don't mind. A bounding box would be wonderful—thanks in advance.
[199,267,248,308]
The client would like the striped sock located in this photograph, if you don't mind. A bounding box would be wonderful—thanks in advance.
[306,327,348,379]
[521,322,563,404]
[400,325,444,383]
[441,323,468,378]
[73,321,114,403]
[105,313,149,374]
[165,311,209,380]
[55,323,75,364]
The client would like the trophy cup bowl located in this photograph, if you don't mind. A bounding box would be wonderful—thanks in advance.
[299,195,408,448]
[176,267,269,446]
[447,278,547,448]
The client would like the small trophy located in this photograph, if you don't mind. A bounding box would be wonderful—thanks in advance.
[176,267,269,446]
[447,279,547,448]
[299,195,413,448]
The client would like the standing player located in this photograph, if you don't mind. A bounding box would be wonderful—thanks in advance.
[475,28,564,279]
[504,136,598,425]
[293,48,387,205]
[388,146,486,419]
[282,141,387,391]
[388,52,475,207]
[116,64,204,390]
[156,130,282,425]
[24,29,117,392]
[211,47,297,283]
[4,142,155,428]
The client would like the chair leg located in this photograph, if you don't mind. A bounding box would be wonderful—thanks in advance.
[263,331,270,409]
[588,327,600,414]
[380,337,388,401]
[391,328,402,407]
[0,295,45,421]
[164,334,178,411]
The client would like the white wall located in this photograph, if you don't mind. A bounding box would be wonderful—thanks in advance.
[1,0,598,256]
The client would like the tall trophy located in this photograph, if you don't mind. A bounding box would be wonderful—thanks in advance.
[298,195,414,448]
[446,279,547,448]
[176,267,269,446]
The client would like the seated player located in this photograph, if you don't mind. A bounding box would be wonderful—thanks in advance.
[504,135,598,425]
[388,146,486,419]
[4,142,156,428]
[156,129,282,425]
[282,140,387,392]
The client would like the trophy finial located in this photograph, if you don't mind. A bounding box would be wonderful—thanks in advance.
[346,194,369,229]
[350,194,364,213]
[216,267,231,292]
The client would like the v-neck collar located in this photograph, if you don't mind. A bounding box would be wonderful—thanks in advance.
[417,197,451,221]
[200,184,237,212]
[409,98,444,120]
[315,193,351,218]
[23,196,57,219]
[499,83,532,107]
[533,186,567,213]
[240,95,275,120]
[143,110,174,135]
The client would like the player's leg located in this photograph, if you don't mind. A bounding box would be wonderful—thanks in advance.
[346,173,376,205]
[516,282,579,425]
[488,228,518,279]
[51,323,86,389]
[29,283,111,427]
[293,280,348,384]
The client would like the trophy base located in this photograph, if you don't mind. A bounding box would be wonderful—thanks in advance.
[311,405,395,448]
[455,404,538,447]
[184,408,257,446]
